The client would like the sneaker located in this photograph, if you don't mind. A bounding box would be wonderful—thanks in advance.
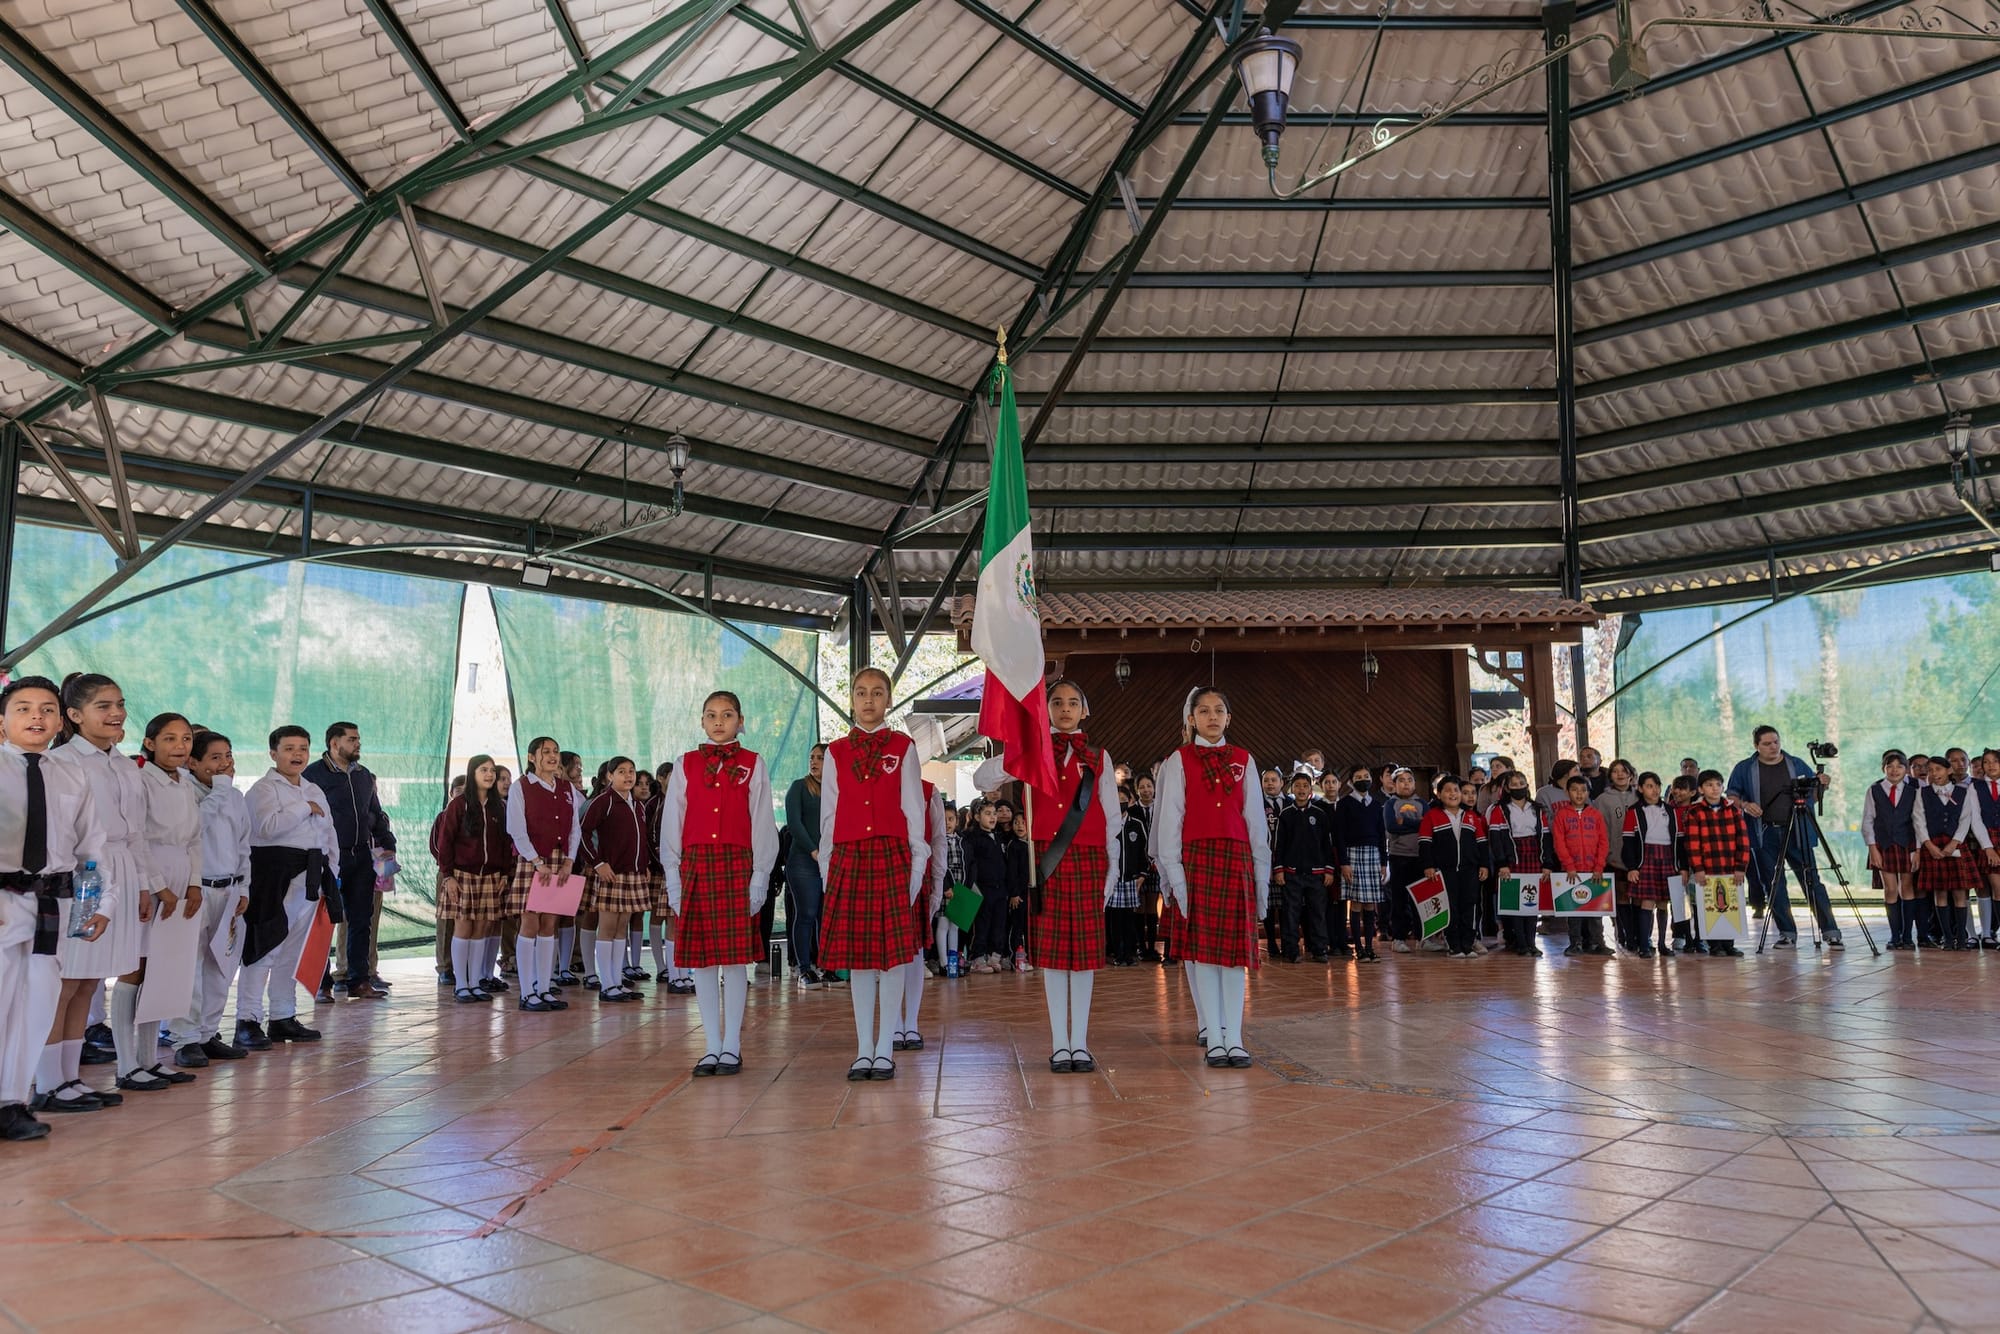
[1448,950,1471,959]
[1827,933,1845,951]
[1390,940,1411,954]
[1471,940,1488,955]
[1775,934,1797,949]
[1564,944,1582,957]
[234,1020,272,1051]
[799,968,824,990]
[84,1022,113,1050]
[1015,956,1034,974]
[438,971,455,987]
[1423,939,1446,953]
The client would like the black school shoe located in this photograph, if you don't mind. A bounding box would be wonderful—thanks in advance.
[79,1045,116,1065]
[268,1017,322,1042]
[174,1043,209,1069]
[0,1104,49,1141]
[201,1035,248,1061]
[234,1020,273,1051]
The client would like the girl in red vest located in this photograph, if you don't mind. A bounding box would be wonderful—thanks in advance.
[580,757,652,1005]
[504,736,581,1012]
[974,679,1120,1073]
[661,693,777,1075]
[889,780,948,1053]
[818,667,930,1081]
[1154,686,1269,1070]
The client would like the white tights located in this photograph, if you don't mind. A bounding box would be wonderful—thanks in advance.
[690,964,748,1058]
[846,965,901,1061]
[1191,962,1247,1052]
[1041,968,1095,1053]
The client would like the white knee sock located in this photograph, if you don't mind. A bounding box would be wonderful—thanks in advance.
[555,926,574,974]
[721,964,747,1057]
[627,928,643,970]
[691,966,721,1056]
[36,1043,60,1094]
[900,952,924,1036]
[450,937,471,985]
[1184,959,1208,1039]
[580,927,599,979]
[1043,968,1069,1052]
[663,940,680,981]
[517,933,542,998]
[111,983,139,1075]
[849,969,878,1059]
[1069,970,1094,1053]
[875,963,901,1061]
[936,919,957,966]
[595,939,622,992]
[650,920,667,971]
[1219,966,1247,1051]
[136,1019,160,1067]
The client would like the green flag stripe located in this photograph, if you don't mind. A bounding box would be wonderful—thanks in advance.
[982,363,1028,565]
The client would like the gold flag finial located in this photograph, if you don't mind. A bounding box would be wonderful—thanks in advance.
[996,324,1008,367]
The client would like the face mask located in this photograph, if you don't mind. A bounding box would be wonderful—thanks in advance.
[1507,787,1528,801]
[1352,779,1372,793]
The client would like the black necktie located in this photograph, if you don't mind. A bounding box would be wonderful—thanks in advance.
[23,753,47,874]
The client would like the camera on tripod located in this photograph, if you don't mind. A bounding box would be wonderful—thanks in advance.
[1795,741,1837,804]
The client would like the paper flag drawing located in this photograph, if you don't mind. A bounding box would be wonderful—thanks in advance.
[1408,873,1450,938]
[1698,874,1749,939]
[1498,873,1548,916]
[1551,873,1614,916]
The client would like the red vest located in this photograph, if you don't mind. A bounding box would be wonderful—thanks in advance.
[519,777,574,860]
[680,747,759,850]
[1178,743,1251,843]
[830,730,914,844]
[923,780,936,843]
[1032,738,1107,848]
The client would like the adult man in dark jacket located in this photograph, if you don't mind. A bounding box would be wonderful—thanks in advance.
[1726,725,1840,950]
[305,722,397,998]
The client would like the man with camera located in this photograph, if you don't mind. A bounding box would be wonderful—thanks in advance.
[1726,726,1842,949]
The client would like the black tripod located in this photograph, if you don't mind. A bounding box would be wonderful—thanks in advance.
[1753,793,1881,957]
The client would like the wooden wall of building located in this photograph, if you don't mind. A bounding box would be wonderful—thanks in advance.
[1055,648,1460,779]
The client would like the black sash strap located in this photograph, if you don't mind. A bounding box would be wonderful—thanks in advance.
[1035,765,1096,899]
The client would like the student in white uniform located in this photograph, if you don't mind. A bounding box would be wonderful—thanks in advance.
[237,726,339,1047]
[120,714,204,1091]
[0,676,106,1137]
[42,674,145,1111]
[176,731,251,1068]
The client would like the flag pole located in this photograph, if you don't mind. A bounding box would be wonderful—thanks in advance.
[1000,322,1040,889]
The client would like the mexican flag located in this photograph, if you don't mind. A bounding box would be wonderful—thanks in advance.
[1408,872,1450,938]
[1498,873,1549,916]
[971,352,1057,799]
[1551,873,1614,915]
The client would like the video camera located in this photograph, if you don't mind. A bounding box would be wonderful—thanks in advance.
[1795,740,1838,804]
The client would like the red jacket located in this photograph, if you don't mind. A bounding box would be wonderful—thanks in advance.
[1550,802,1609,873]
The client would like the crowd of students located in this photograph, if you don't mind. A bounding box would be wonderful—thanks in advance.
[13,661,1991,1144]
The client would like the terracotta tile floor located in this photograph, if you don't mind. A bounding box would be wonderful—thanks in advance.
[4,937,2000,1332]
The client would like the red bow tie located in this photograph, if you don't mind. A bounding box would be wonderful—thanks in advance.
[700,743,740,782]
[1196,748,1237,794]
[1055,733,1091,766]
[847,728,886,779]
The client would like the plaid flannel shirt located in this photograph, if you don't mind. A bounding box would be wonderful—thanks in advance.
[1677,800,1750,877]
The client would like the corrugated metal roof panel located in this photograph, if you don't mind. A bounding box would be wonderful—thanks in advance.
[1576,273,1901,384]
[1575,211,1877,328]
[1578,327,1926,432]
[794,201,1034,328]
[1572,140,1847,267]
[680,330,958,438]
[1264,403,1554,441]
[1014,351,1282,396]
[736,272,990,384]
[1279,349,1554,393]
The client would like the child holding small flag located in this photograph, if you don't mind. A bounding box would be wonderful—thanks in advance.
[1552,774,1613,957]
[1154,687,1269,1070]
[1620,772,1676,960]
[1487,773,1549,958]
[1419,775,1486,959]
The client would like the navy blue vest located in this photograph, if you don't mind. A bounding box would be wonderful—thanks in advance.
[1868,780,1914,848]
[1919,784,1964,845]
[1972,778,2000,833]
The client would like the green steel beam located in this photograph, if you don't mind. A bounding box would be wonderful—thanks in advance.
[30,437,852,594]
[936,484,1552,507]
[1588,547,1996,614]
[1116,195,1548,211]
[0,17,270,272]
[177,322,913,502]
[1177,109,1543,127]
[1582,343,2000,457]
[589,74,1043,280]
[728,4,1088,202]
[1096,269,1553,289]
[0,186,174,328]
[106,331,430,382]
[103,376,885,547]
[1025,439,1559,464]
[256,212,381,351]
[360,0,471,135]
[1579,217,2000,348]
[0,0,927,670]
[949,0,1143,117]
[1032,333,1554,354]
[510,157,988,342]
[1577,141,2000,283]
[174,0,368,197]
[1016,388,1557,408]
[604,0,752,115]
[0,316,83,389]
[1583,283,2000,401]
[11,0,733,431]
[1584,512,1973,586]
[1578,413,1952,505]
[1579,465,1948,543]
[408,209,962,400]
[899,527,1561,553]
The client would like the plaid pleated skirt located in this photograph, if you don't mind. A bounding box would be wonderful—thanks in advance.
[676,844,760,968]
[451,870,509,919]
[1180,838,1259,969]
[1916,841,1979,894]
[1632,851,1674,907]
[504,858,578,916]
[586,869,653,915]
[434,870,455,917]
[820,835,917,972]
[1874,843,1914,875]
[1029,841,1107,972]
[1342,845,1385,904]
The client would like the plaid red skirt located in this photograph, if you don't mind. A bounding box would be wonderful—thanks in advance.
[1029,841,1107,972]
[677,844,760,968]
[585,869,653,915]
[449,870,509,919]
[1632,851,1674,907]
[1161,893,1185,956]
[1180,838,1259,969]
[1874,843,1914,875]
[1917,841,1979,894]
[820,835,918,972]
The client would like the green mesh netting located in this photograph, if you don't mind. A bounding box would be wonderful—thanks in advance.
[489,589,818,810]
[7,523,463,945]
[1612,573,2000,872]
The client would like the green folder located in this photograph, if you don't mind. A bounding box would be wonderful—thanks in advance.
[943,883,983,932]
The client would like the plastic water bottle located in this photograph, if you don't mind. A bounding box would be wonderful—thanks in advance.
[69,862,102,938]
[946,947,960,978]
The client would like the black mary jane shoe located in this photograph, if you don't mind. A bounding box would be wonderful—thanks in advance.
[455,987,486,1004]
[147,1064,196,1086]
[869,1057,896,1081]
[716,1055,743,1076]
[1204,1047,1230,1069]
[115,1070,172,1092]
[38,1082,102,1112]
[846,1058,873,1082]
[693,1054,721,1078]
[1049,1049,1074,1074]
[518,994,557,1012]
[479,976,509,994]
[902,1032,924,1051]
[891,1031,914,1052]
[584,974,601,991]
[1069,1050,1096,1074]
[1226,1047,1254,1069]
[1193,1029,1208,1048]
